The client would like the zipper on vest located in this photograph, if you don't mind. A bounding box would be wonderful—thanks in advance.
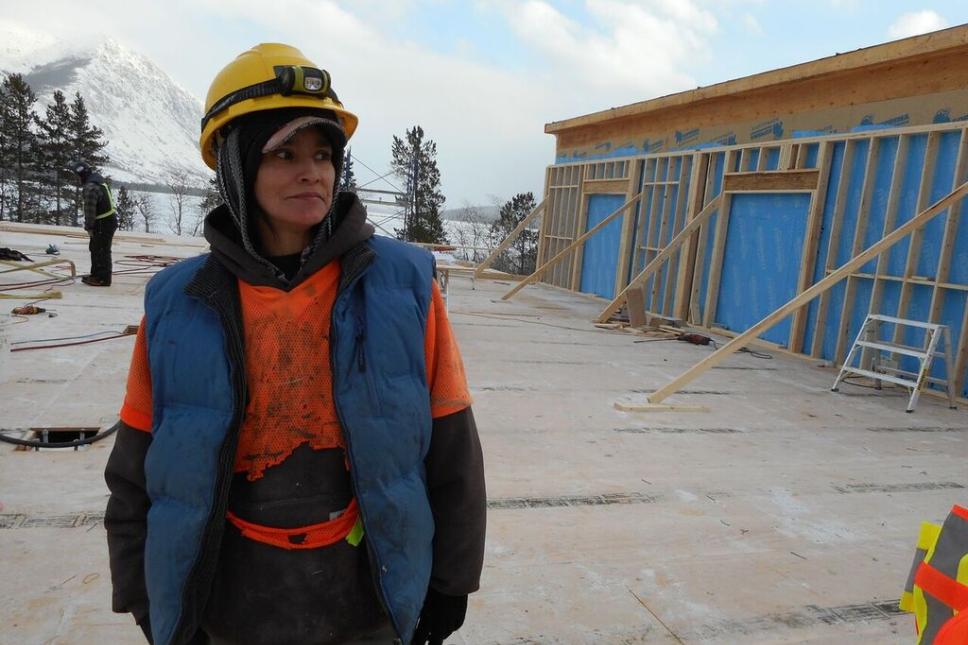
[355,318,366,373]
[330,266,402,641]
[174,276,248,645]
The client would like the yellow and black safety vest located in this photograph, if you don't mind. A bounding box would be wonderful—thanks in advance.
[900,504,968,643]
[95,182,116,220]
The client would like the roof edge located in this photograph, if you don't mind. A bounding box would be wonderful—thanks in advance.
[545,24,968,135]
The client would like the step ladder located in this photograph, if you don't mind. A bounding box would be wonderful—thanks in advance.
[831,314,958,413]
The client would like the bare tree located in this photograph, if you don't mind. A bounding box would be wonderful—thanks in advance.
[167,169,192,236]
[135,193,155,233]
[450,203,493,263]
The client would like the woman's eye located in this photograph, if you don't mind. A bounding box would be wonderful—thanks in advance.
[316,150,332,161]
[273,149,293,161]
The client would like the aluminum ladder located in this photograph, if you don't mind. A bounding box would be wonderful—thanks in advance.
[831,314,957,412]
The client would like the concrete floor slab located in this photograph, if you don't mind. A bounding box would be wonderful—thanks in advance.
[1,224,964,643]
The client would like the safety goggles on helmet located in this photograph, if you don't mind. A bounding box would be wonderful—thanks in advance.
[200,65,340,133]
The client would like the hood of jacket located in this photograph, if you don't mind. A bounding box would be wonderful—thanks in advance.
[203,191,374,290]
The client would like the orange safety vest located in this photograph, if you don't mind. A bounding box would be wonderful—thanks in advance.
[900,505,968,644]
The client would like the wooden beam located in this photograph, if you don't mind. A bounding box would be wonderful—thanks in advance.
[811,139,858,357]
[834,137,880,364]
[662,155,693,315]
[868,135,910,325]
[0,258,76,277]
[626,286,647,327]
[474,199,545,278]
[643,180,968,405]
[929,127,968,323]
[894,131,941,345]
[789,141,833,352]
[569,166,591,290]
[502,193,641,301]
[674,153,709,322]
[614,159,643,299]
[595,195,724,323]
[651,161,679,311]
[583,178,630,194]
[723,169,821,193]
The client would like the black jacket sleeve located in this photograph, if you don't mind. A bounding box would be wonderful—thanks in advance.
[104,422,153,628]
[82,182,100,230]
[424,406,486,595]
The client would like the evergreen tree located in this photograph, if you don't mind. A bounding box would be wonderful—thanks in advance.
[390,125,447,244]
[116,185,135,231]
[340,146,357,192]
[36,90,74,225]
[490,192,539,275]
[0,74,41,222]
[67,92,109,225]
[199,175,221,213]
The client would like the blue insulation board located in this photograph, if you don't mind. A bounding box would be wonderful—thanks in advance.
[714,193,811,345]
[580,194,626,299]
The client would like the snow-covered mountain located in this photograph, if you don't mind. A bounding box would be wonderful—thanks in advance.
[0,22,211,188]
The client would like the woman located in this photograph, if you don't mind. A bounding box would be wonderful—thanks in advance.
[104,43,486,645]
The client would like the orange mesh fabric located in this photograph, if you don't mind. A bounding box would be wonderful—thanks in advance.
[120,317,152,432]
[117,260,473,477]
[235,263,344,480]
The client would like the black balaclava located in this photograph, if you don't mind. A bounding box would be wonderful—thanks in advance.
[214,107,347,266]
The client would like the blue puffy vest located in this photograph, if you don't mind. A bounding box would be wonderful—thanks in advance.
[142,236,435,644]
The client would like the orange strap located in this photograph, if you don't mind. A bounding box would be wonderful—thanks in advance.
[226,498,359,550]
[915,560,968,611]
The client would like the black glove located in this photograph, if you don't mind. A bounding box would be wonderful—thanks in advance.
[411,588,467,645]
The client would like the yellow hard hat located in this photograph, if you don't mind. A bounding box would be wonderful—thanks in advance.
[199,43,358,169]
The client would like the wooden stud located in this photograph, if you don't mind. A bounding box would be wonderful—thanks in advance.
[636,158,660,272]
[674,153,709,322]
[689,152,724,323]
[929,127,968,323]
[662,155,692,316]
[535,166,552,267]
[626,286,647,327]
[645,181,968,405]
[834,137,880,364]
[651,159,678,311]
[503,193,642,301]
[595,195,724,323]
[614,159,644,299]
[568,164,591,290]
[614,401,710,413]
[955,295,968,398]
[789,141,833,352]
[868,135,911,323]
[811,139,858,358]
[894,131,941,345]
[702,151,739,328]
[643,158,669,303]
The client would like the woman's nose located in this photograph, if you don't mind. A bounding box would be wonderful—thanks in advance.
[297,158,322,182]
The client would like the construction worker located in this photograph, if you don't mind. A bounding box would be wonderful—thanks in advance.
[71,160,117,286]
[103,44,486,645]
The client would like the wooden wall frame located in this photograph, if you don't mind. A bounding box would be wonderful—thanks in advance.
[514,121,968,402]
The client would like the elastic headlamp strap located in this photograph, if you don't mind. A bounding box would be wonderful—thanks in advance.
[200,66,337,132]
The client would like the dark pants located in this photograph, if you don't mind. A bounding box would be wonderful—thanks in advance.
[88,215,117,283]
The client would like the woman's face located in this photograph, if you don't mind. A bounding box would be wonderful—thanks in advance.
[254,126,336,244]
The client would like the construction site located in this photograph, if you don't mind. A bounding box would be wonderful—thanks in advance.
[2,25,968,645]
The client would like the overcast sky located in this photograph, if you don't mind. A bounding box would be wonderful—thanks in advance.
[2,1,966,207]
